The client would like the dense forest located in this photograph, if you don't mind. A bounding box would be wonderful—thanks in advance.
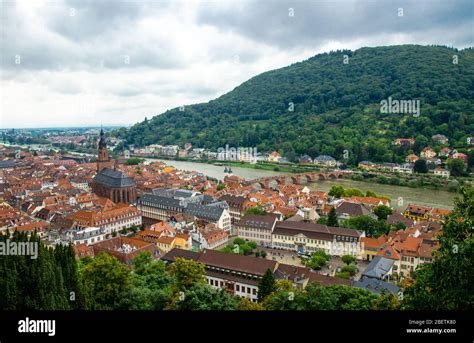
[118,45,474,164]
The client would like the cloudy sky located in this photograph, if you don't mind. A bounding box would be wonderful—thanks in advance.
[0,0,472,128]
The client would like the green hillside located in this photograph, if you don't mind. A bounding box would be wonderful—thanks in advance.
[119,45,474,164]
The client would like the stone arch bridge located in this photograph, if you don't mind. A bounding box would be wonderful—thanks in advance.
[243,170,352,189]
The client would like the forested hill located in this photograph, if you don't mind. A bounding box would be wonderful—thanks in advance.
[118,45,474,164]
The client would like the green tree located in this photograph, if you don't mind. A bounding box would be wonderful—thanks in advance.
[80,252,131,310]
[341,255,356,265]
[238,297,265,310]
[305,250,330,270]
[173,283,238,310]
[132,251,152,275]
[327,207,338,227]
[125,157,144,165]
[168,257,206,291]
[372,292,401,310]
[403,187,474,310]
[258,269,276,302]
[316,217,328,225]
[373,205,393,220]
[329,185,345,198]
[244,204,266,216]
[414,159,428,173]
[341,265,356,276]
[446,158,465,177]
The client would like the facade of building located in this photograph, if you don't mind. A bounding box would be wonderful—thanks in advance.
[434,167,450,178]
[235,214,277,247]
[271,221,365,258]
[403,204,451,223]
[162,248,350,302]
[218,194,245,227]
[137,192,231,232]
[314,155,336,167]
[70,204,142,235]
[70,226,106,245]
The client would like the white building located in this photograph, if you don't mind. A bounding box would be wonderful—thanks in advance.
[272,221,365,259]
[434,168,450,178]
[70,227,106,245]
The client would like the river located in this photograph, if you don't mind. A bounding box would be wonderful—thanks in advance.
[146,158,456,210]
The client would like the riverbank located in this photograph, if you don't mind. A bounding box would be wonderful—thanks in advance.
[141,155,466,193]
[144,158,458,210]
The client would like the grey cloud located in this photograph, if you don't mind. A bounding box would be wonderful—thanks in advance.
[48,0,144,41]
[0,0,183,73]
[196,0,473,49]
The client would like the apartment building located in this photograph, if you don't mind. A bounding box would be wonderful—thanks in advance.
[137,192,231,232]
[235,214,278,247]
[272,221,365,258]
[70,203,142,235]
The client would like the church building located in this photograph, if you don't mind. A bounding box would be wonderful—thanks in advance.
[91,129,137,204]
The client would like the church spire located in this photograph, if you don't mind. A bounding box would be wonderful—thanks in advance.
[98,127,107,149]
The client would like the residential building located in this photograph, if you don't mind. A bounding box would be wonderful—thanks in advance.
[235,214,278,247]
[70,203,142,235]
[200,226,229,250]
[432,134,449,145]
[393,163,413,174]
[267,151,282,163]
[450,152,468,164]
[420,146,436,159]
[335,201,375,221]
[393,138,415,146]
[433,167,450,178]
[405,154,419,164]
[70,226,106,245]
[299,154,313,164]
[218,194,245,228]
[92,236,160,265]
[439,147,451,157]
[271,221,365,258]
[358,161,377,170]
[361,236,387,261]
[403,204,451,224]
[314,155,336,167]
[137,193,231,232]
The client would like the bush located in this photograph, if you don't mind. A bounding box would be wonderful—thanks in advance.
[341,265,356,276]
[247,241,257,250]
[335,272,351,279]
[233,238,246,246]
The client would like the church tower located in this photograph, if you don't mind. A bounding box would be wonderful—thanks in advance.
[96,128,114,171]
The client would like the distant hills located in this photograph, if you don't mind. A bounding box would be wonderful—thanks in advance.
[118,45,474,164]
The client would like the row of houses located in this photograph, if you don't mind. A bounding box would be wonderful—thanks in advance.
[137,190,232,232]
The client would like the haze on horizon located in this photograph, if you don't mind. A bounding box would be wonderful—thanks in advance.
[0,0,472,129]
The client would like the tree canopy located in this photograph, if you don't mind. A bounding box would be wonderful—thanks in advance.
[119,45,474,165]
